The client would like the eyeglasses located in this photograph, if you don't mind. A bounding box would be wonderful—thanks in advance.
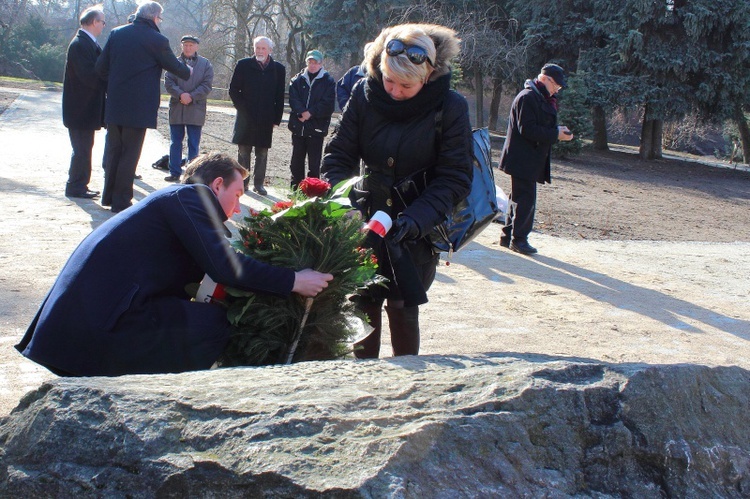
[385,39,434,67]
[157,15,163,21]
[97,19,106,25]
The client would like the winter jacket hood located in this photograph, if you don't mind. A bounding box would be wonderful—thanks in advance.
[365,23,460,84]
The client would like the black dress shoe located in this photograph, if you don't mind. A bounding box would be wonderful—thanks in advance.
[111,204,132,214]
[164,175,181,182]
[500,237,510,248]
[253,185,268,196]
[510,240,538,255]
[134,174,142,180]
[67,190,100,199]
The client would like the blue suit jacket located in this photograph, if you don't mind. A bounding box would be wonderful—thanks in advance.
[96,17,190,128]
[16,184,295,376]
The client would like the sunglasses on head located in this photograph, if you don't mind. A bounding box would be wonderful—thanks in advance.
[385,39,434,67]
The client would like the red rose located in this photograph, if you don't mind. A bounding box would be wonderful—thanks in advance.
[299,177,331,198]
[271,200,294,213]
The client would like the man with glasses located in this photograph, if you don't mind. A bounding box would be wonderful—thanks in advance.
[95,0,191,213]
[498,63,574,255]
[62,5,106,199]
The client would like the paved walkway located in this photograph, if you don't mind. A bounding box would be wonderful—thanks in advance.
[1,88,749,418]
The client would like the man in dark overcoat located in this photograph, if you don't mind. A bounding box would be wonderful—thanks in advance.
[62,5,106,199]
[95,0,190,213]
[15,154,333,377]
[229,36,286,195]
[498,63,574,255]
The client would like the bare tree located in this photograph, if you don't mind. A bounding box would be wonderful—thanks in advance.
[395,1,538,128]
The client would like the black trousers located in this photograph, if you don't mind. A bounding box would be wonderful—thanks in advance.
[502,175,537,243]
[102,125,146,211]
[289,134,324,188]
[237,144,268,190]
[65,128,96,196]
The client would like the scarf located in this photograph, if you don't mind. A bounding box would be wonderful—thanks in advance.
[364,72,451,122]
[533,79,558,111]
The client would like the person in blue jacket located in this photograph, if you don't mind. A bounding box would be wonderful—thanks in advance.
[16,154,333,377]
[335,43,372,111]
[95,1,191,213]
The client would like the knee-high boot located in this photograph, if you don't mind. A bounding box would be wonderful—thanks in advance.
[353,300,383,359]
[386,305,420,356]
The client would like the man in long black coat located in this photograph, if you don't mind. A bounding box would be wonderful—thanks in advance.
[95,0,190,213]
[62,5,106,199]
[16,154,333,377]
[499,63,574,255]
[229,36,286,195]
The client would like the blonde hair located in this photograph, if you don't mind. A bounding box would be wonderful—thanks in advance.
[378,25,436,85]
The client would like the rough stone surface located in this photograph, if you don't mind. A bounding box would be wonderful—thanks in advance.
[1,355,748,497]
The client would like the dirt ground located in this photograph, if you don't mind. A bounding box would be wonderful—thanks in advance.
[2,82,749,420]
[159,107,750,244]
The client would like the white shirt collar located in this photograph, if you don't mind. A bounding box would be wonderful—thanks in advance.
[80,27,99,45]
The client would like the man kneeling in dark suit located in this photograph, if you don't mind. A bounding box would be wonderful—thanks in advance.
[16,153,333,376]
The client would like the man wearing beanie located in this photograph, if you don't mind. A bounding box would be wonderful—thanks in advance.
[287,49,335,189]
[498,63,574,255]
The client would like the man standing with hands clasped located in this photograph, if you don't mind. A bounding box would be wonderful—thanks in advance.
[498,63,574,255]
[62,5,106,199]
[287,49,335,190]
[229,36,286,195]
[164,35,214,182]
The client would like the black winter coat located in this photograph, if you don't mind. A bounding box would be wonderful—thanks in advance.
[322,75,472,265]
[288,69,335,137]
[498,79,559,184]
[62,30,105,130]
[229,57,286,147]
[96,17,190,129]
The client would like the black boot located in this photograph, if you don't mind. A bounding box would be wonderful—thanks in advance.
[353,300,383,359]
[386,305,420,356]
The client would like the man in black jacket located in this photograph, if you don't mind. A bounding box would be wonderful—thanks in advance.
[288,49,335,189]
[16,154,333,377]
[62,5,106,199]
[95,0,190,213]
[498,63,574,255]
[229,36,286,195]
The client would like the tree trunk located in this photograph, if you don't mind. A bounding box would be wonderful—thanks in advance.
[591,105,608,150]
[489,78,503,132]
[639,104,663,160]
[639,116,654,160]
[653,119,663,159]
[735,105,750,164]
[474,71,484,128]
[234,2,248,61]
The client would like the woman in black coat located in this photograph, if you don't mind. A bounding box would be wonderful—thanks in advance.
[322,23,472,358]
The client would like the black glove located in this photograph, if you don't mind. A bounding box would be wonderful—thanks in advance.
[390,215,420,244]
[348,187,370,211]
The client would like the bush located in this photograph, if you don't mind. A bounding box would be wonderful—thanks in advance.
[553,74,592,158]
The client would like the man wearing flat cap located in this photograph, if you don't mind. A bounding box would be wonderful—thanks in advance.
[287,49,335,189]
[498,62,574,255]
[164,35,214,181]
